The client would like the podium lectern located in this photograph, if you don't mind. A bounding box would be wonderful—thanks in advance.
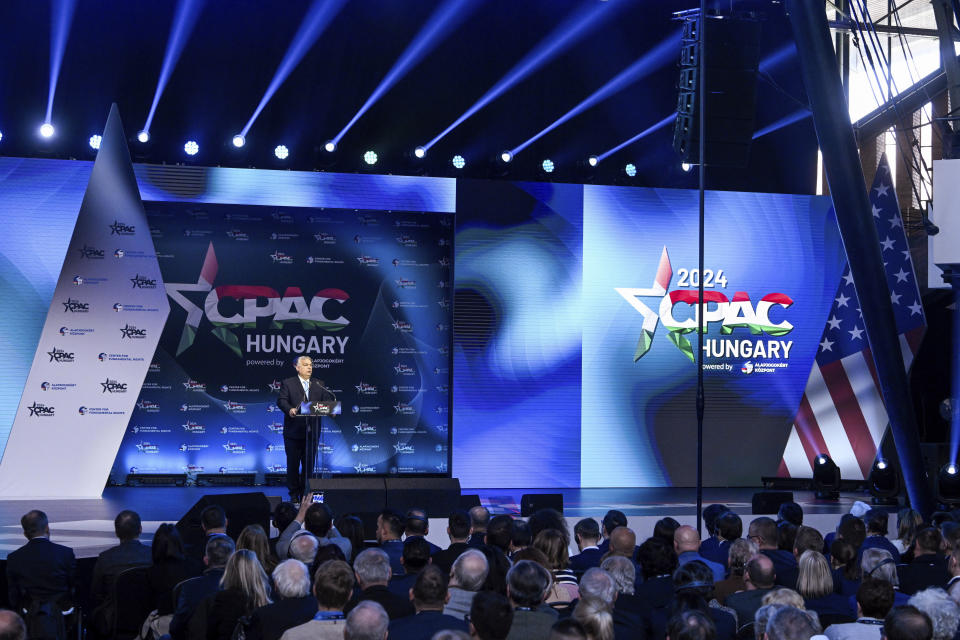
[296,401,341,482]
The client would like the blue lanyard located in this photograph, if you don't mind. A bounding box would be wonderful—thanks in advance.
[314,612,344,621]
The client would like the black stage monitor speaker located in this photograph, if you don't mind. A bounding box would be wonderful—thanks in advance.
[385,477,461,517]
[308,477,387,517]
[459,494,481,510]
[752,491,794,515]
[521,493,563,517]
[176,492,271,550]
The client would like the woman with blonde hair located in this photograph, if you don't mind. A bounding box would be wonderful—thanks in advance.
[533,528,579,601]
[206,549,272,640]
[797,550,852,626]
[236,524,277,575]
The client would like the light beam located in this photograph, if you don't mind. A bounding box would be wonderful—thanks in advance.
[598,113,676,161]
[752,109,811,139]
[45,0,77,126]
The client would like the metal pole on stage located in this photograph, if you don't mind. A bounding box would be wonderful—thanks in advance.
[784,0,934,516]
[695,0,706,539]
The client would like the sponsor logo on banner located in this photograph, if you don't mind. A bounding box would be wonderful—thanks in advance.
[392,321,413,333]
[219,384,260,393]
[438,280,449,289]
[268,380,282,392]
[438,256,450,267]
[182,380,206,392]
[120,324,147,339]
[266,405,282,413]
[225,213,262,222]
[354,422,377,435]
[438,346,449,355]
[266,422,283,434]
[269,251,294,264]
[79,245,105,259]
[354,382,378,396]
[394,278,416,289]
[314,232,337,244]
[271,210,295,223]
[220,426,258,434]
[265,464,286,473]
[179,403,208,412]
[390,426,427,435]
[393,402,415,415]
[79,406,123,415]
[434,405,448,414]
[436,384,449,393]
[393,363,415,376]
[437,298,450,309]
[391,385,425,393]
[395,235,418,247]
[351,405,380,414]
[114,249,125,258]
[266,444,285,452]
[357,215,378,226]
[136,400,161,413]
[130,274,157,289]
[438,238,450,247]
[110,220,136,236]
[742,361,755,375]
[47,347,75,363]
[183,230,213,237]
[41,381,76,392]
[183,464,205,473]
[393,442,415,454]
[99,352,145,363]
[270,232,299,241]
[27,402,55,417]
[114,302,161,313]
[356,256,379,266]
[353,234,382,244]
[141,382,172,391]
[436,462,448,473]
[351,443,380,452]
[392,346,425,355]
[135,442,159,454]
[436,323,448,332]
[433,367,449,375]
[130,426,171,434]
[182,421,206,433]
[59,326,94,337]
[179,443,208,452]
[62,298,90,313]
[354,462,377,474]
[392,258,430,268]
[391,300,427,309]
[306,256,345,265]
[101,378,128,393]
[73,275,108,286]
[149,362,160,372]
[226,230,249,241]
[223,400,247,413]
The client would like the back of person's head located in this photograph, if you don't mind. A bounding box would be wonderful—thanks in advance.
[667,609,716,640]
[907,589,960,640]
[20,510,48,539]
[602,510,628,537]
[534,528,570,571]
[344,600,388,640]
[572,597,614,640]
[528,509,569,547]
[778,521,798,552]
[507,560,552,608]
[200,504,227,532]
[412,565,447,608]
[221,549,270,608]
[303,503,333,537]
[580,567,616,606]
[401,535,431,573]
[717,512,743,541]
[289,533,318,564]
[512,519,532,549]
[114,509,142,541]
[0,610,27,640]
[831,539,860,581]
[378,509,404,539]
[762,588,806,609]
[354,548,391,586]
[941,523,960,553]
[638,537,678,579]
[866,509,891,536]
[151,523,185,564]
[859,579,896,619]
[470,591,514,640]
[451,548,489,591]
[916,528,943,555]
[335,514,365,560]
[778,502,804,527]
[703,505,729,537]
[674,560,715,599]
[608,526,637,557]
[766,605,819,640]
[745,555,776,589]
[313,542,346,568]
[477,543,511,595]
[600,556,636,595]
[884,605,934,640]
[272,559,311,599]
[749,517,778,548]
[313,559,355,610]
[237,525,271,563]
[405,508,429,536]
[674,525,702,553]
[727,538,758,576]
[448,510,471,540]
[273,501,298,533]
[205,534,235,568]
[486,515,514,552]
[863,548,899,586]
[654,517,682,544]
[797,550,833,600]
[838,516,867,549]
[512,547,551,571]
[793,526,824,557]
[469,506,491,531]
[550,619,588,640]
[898,509,924,544]
[574,518,601,544]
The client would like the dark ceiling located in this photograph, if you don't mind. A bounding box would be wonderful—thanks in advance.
[0,0,815,193]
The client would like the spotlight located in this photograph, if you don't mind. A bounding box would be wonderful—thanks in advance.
[0,131,4,143]
[812,453,841,500]
[681,162,692,172]
[938,462,960,506]
[39,123,55,139]
[587,155,599,167]
[89,134,102,150]
[184,140,199,156]
[363,150,378,165]
[451,155,465,169]
[232,134,246,148]
[625,163,637,177]
[868,458,900,505]
[274,145,289,160]
[324,140,336,153]
[137,130,150,144]
[414,146,426,159]
[500,151,513,164]
[542,159,555,173]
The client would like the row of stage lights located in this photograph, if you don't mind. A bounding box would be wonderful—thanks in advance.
[8,123,642,176]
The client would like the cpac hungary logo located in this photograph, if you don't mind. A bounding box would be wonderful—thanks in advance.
[165,243,350,357]
[27,402,55,417]
[79,245,104,259]
[130,274,157,289]
[101,378,128,393]
[110,220,136,235]
[616,247,794,362]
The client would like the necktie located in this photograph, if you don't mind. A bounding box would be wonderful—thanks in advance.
[302,379,309,401]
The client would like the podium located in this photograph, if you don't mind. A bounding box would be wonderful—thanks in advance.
[296,400,341,482]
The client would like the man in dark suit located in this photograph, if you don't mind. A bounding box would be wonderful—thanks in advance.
[569,518,603,576]
[431,510,473,575]
[90,510,153,633]
[505,561,557,640]
[6,510,77,612]
[344,548,414,620]
[184,504,229,571]
[725,555,777,631]
[404,509,441,555]
[898,527,950,595]
[387,566,469,639]
[246,560,317,640]
[169,536,235,640]
[597,510,628,555]
[277,355,335,502]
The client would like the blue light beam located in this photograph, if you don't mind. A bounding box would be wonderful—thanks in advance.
[759,42,798,74]
[508,30,680,158]
[423,0,623,151]
[752,109,811,139]
[45,0,77,124]
[240,0,348,138]
[142,0,205,135]
[332,0,480,146]
[597,113,675,162]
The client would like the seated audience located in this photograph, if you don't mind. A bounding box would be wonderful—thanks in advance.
[534,529,579,602]
[246,560,317,640]
[486,515,515,556]
[405,508,441,554]
[709,512,743,571]
[598,511,628,555]
[779,523,798,554]
[600,556,643,618]
[946,549,960,601]
[432,511,472,575]
[667,610,716,640]
[269,502,298,559]
[5,509,77,613]
[883,605,934,640]
[825,579,895,640]
[750,517,797,583]
[675,526,725,583]
[344,600,389,640]
[344,548,414,620]
[778,503,804,528]
[280,560,355,640]
[551,619,589,640]
[654,518,682,546]
[765,605,821,640]
[477,541,512,596]
[202,549,272,640]
[671,561,736,640]
[505,560,558,640]
[90,509,153,634]
[894,510,924,559]
[185,505,229,570]
[837,517,868,556]
[796,550,853,625]
[863,510,901,564]
[576,566,641,640]
[388,536,432,599]
[830,540,861,597]
[444,548,489,621]
[334,515,366,564]
[388,565,469,639]
[714,539,758,604]
[510,519,533,558]
[469,506,492,547]
[606,527,643,592]
[277,501,351,562]
[907,588,960,640]
[145,522,193,635]
[238,524,278,576]
[699,505,731,567]
[635,537,678,608]
[899,529,950,596]
[469,591,514,640]
[779,526,826,592]
[169,535,234,640]
[725,554,777,631]
[288,533,318,567]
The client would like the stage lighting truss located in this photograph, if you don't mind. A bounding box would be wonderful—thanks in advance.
[867,458,900,505]
[812,453,841,500]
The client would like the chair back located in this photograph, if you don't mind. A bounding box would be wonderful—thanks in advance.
[111,566,154,640]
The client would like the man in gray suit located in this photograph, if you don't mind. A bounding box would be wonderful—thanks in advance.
[280,561,354,640]
[505,561,557,640]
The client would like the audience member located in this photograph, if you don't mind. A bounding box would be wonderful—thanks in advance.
[863,548,910,612]
[699,505,730,568]
[374,509,406,576]
[534,529,579,601]
[907,589,960,640]
[505,560,558,640]
[550,619,589,640]
[895,510,924,559]
[345,548,414,620]
[388,565,469,639]
[246,560,317,640]
[510,519,533,557]
[343,600,389,640]
[882,605,933,640]
[528,510,571,550]
[899,529,950,596]
[837,517,868,554]
[636,537,678,608]
[288,533,318,566]
[671,561,736,640]
[779,526,826,591]
[750,517,797,581]
[796,550,853,625]
[601,555,647,630]
[238,524,278,576]
[779,523,798,554]
[469,591,514,640]
[825,579,894,640]
[946,549,960,601]
[476,541,512,596]
[270,502,298,558]
[90,509,153,634]
[830,540,861,597]
[169,535,234,640]
[469,507,492,547]
[280,560,355,640]
[667,610,715,640]
[405,508,441,554]
[185,504,229,569]
[577,566,639,640]
[598,511,628,555]
[654,518,682,546]
[444,548,489,620]
[863,510,901,563]
[433,511,473,575]
[388,536,432,599]
[277,500,351,562]
[0,610,27,640]
[5,510,77,613]
[726,554,777,630]
[765,605,820,640]
[145,522,192,632]
[708,512,743,570]
[675,526,725,583]
[202,549,271,640]
[486,515,515,555]
[714,539,758,604]
[778,503,804,528]
[335,515,366,564]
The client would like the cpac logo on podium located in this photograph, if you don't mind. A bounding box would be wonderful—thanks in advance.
[616,247,795,363]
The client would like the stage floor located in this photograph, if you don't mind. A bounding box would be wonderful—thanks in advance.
[0,486,877,559]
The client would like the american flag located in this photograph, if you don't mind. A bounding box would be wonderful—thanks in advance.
[778,154,926,480]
